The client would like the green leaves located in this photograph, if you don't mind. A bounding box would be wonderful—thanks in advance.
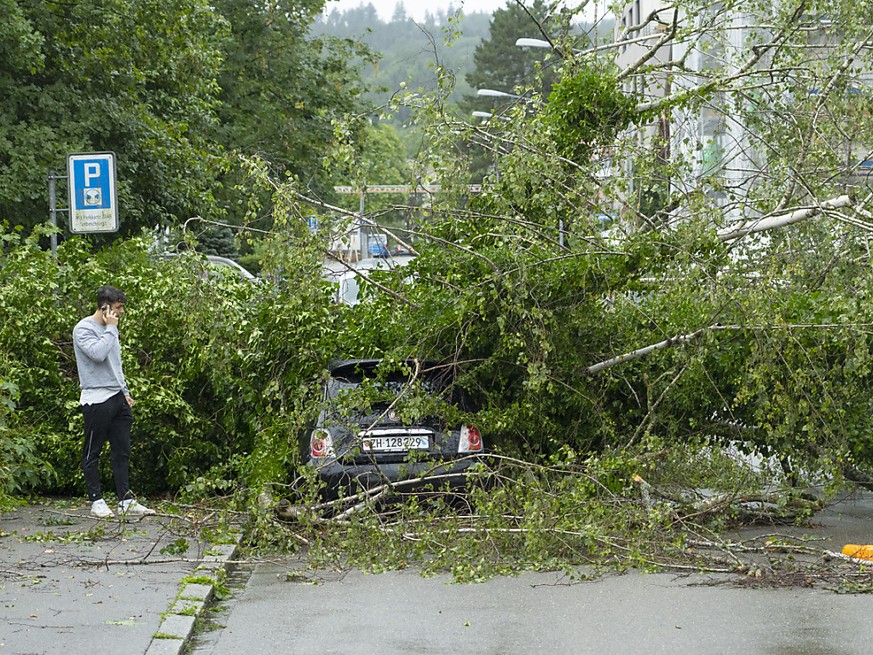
[542,65,637,162]
[0,214,339,497]
[0,0,44,74]
[0,0,372,237]
[0,376,54,502]
[212,0,374,210]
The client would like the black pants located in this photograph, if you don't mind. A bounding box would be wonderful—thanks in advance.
[81,392,133,502]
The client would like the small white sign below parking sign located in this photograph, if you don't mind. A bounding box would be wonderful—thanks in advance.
[67,152,118,233]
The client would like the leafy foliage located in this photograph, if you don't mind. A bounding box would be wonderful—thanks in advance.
[5,0,873,587]
[0,377,53,506]
[464,0,559,99]
[0,0,372,238]
[213,0,375,205]
[257,445,822,584]
[0,197,335,498]
[313,5,493,126]
[543,63,638,161]
[316,0,873,490]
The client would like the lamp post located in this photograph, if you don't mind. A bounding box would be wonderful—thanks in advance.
[475,90,528,186]
[476,88,528,101]
[471,112,506,183]
[515,37,552,50]
[515,37,585,57]
[516,34,668,57]
[472,111,511,122]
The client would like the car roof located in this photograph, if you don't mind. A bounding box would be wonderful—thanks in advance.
[161,252,256,280]
[328,359,440,377]
[204,255,256,280]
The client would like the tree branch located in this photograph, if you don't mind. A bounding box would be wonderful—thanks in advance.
[636,1,808,114]
[585,328,709,375]
[717,194,855,241]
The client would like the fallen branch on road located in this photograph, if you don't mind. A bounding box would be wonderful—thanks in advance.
[256,452,873,590]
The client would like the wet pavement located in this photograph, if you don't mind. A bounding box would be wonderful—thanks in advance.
[199,491,873,655]
[204,562,873,655]
[0,502,207,655]
[3,491,873,654]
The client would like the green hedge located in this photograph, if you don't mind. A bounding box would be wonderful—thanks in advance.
[0,225,335,498]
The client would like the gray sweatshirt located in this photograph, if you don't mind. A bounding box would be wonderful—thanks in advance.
[73,316,130,404]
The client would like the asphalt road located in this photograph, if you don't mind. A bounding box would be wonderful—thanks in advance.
[199,564,873,655]
[196,493,873,655]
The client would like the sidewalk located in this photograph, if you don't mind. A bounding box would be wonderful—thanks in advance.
[0,501,235,655]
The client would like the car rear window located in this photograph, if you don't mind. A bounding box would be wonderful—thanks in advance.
[327,371,443,399]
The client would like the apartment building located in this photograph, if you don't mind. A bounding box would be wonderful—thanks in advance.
[614,1,871,223]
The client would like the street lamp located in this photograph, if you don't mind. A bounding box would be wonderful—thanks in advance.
[515,37,552,50]
[517,34,669,58]
[515,37,585,56]
[476,88,528,101]
[472,111,511,122]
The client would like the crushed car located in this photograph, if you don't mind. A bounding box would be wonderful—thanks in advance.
[298,359,486,503]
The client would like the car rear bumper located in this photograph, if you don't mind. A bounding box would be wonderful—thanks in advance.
[308,456,485,500]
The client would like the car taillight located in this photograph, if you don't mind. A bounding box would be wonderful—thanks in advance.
[458,425,483,453]
[310,429,335,458]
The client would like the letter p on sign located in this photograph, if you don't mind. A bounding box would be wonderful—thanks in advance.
[84,163,101,187]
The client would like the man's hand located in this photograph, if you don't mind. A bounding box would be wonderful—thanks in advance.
[105,308,120,327]
[125,395,135,407]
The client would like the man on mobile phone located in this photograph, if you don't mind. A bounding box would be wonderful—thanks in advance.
[73,285,155,519]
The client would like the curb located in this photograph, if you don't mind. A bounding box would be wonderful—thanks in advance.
[144,539,242,655]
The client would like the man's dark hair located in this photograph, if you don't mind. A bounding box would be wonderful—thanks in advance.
[96,285,127,308]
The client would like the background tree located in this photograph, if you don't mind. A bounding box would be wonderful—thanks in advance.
[0,0,375,249]
[213,0,376,217]
[464,0,559,101]
[461,0,575,181]
[345,123,413,235]
[0,0,228,238]
[312,5,492,128]
[195,225,238,258]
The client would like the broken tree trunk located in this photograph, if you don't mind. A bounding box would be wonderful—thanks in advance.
[717,194,855,241]
[584,327,709,375]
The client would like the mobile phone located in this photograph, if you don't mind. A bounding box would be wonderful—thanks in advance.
[101,305,110,317]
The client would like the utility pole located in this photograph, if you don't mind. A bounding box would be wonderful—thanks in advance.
[358,185,365,261]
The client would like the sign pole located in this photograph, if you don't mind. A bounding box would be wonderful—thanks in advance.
[47,172,69,257]
[48,171,58,257]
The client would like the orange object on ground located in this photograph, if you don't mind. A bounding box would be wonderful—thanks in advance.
[841,544,873,561]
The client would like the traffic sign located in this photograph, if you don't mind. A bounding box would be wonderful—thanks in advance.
[67,152,118,233]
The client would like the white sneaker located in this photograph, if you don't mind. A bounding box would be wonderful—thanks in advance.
[118,499,156,516]
[91,498,115,519]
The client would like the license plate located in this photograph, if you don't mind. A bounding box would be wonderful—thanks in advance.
[362,435,430,452]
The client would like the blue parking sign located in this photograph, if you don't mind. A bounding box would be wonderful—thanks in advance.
[67,152,118,233]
